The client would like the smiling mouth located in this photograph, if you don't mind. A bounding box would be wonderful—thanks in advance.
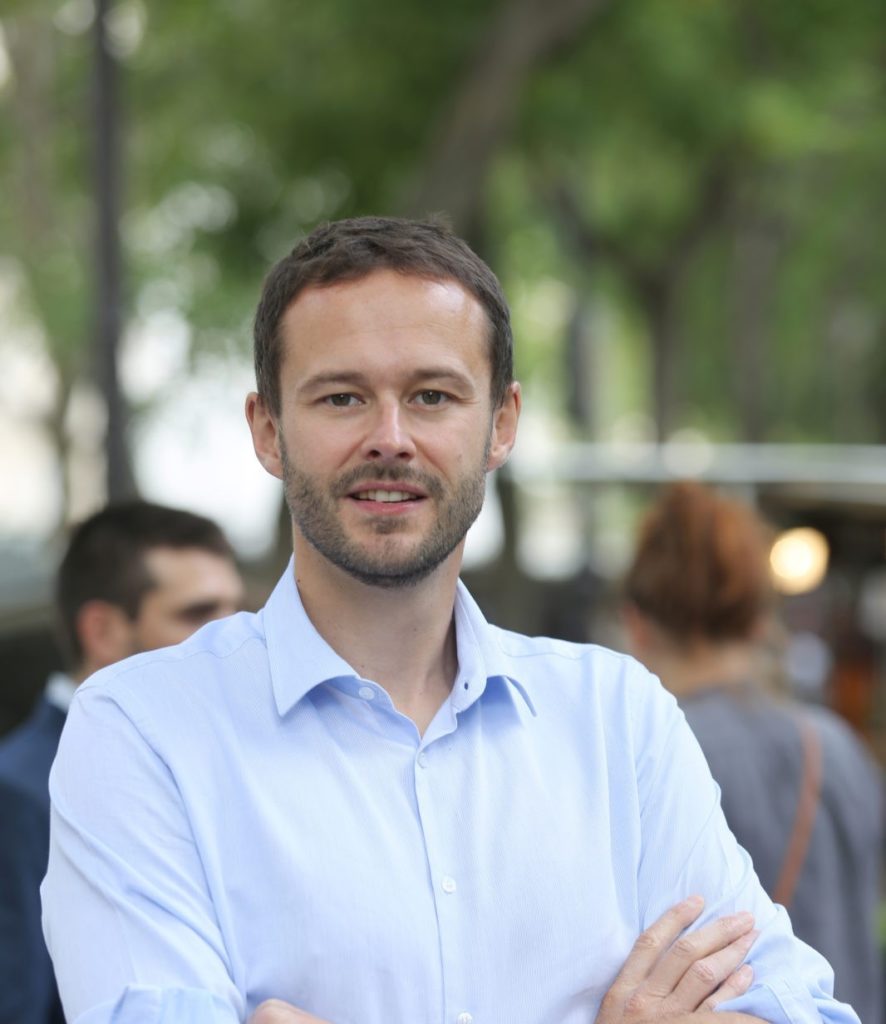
[353,490,422,503]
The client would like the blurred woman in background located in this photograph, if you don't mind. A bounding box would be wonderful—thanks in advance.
[622,480,883,1024]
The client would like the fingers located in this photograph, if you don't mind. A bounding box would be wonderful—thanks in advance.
[645,909,755,996]
[666,928,758,1009]
[597,898,760,1024]
[610,894,706,989]
[249,999,333,1024]
[701,962,755,1010]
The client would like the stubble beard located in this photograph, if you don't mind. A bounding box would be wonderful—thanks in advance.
[279,438,490,590]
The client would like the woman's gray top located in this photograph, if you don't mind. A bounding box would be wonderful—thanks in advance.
[681,684,884,1024]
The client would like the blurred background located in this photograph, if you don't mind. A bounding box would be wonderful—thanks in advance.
[3,0,886,763]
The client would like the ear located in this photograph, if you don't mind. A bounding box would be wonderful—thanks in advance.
[486,382,522,473]
[76,600,136,674]
[246,392,284,480]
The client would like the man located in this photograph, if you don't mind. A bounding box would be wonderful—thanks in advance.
[43,218,858,1024]
[0,501,244,1024]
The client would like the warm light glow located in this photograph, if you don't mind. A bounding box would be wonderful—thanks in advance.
[770,528,829,595]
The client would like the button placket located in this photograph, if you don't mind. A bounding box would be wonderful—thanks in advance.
[412,735,475,1024]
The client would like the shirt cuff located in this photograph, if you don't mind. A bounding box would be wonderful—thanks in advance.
[71,985,241,1024]
[719,976,860,1024]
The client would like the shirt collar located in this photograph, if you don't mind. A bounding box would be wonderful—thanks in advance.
[450,579,536,717]
[262,560,360,717]
[262,558,536,719]
[45,672,78,713]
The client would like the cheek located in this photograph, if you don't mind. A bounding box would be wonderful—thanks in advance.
[134,610,191,651]
[286,421,360,470]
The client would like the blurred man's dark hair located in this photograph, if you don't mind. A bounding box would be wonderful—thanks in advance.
[253,215,514,415]
[55,500,236,667]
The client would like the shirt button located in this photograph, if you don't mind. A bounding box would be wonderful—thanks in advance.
[441,875,457,894]
[457,1014,473,1024]
[358,686,375,701]
[417,752,429,768]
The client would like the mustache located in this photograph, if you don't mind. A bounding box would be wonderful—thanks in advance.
[333,465,444,499]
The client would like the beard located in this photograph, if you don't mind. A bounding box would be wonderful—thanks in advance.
[279,438,489,589]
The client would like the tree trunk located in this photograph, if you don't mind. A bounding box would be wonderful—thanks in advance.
[7,17,54,245]
[643,278,678,443]
[93,0,136,500]
[405,0,613,235]
[732,211,778,442]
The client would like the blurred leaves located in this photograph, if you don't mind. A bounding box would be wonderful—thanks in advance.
[3,0,886,523]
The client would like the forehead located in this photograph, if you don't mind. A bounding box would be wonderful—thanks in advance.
[141,546,240,599]
[278,270,491,377]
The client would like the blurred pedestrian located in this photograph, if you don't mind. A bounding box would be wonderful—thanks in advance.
[0,500,244,1024]
[622,480,884,1024]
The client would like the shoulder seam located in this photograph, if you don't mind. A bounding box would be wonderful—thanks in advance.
[76,631,266,698]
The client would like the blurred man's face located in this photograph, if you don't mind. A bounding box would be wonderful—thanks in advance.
[128,546,244,651]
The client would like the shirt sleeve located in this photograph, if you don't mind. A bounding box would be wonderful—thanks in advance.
[41,687,243,1024]
[630,671,861,1024]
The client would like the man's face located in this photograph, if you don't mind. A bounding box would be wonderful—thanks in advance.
[128,546,244,651]
[248,269,520,589]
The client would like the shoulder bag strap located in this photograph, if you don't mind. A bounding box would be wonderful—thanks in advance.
[771,714,822,909]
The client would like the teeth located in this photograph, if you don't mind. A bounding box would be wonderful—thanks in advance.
[356,490,416,502]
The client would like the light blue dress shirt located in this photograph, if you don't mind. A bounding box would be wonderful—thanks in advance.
[42,562,858,1024]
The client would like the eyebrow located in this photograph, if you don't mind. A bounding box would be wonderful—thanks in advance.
[298,368,477,394]
[174,600,237,620]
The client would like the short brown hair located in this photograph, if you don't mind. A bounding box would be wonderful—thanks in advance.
[56,501,235,668]
[623,481,774,645]
[253,216,514,415]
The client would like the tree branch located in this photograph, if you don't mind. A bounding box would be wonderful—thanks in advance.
[406,0,614,234]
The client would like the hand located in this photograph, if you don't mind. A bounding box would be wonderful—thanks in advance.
[249,999,333,1024]
[595,895,759,1023]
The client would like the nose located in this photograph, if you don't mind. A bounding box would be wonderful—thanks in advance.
[363,400,416,461]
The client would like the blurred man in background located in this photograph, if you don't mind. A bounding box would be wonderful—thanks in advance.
[622,480,884,1024]
[0,500,244,1024]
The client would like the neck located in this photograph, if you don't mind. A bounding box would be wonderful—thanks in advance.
[642,641,758,699]
[292,540,463,734]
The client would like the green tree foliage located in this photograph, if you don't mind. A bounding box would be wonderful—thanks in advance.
[503,0,886,440]
[2,0,886,530]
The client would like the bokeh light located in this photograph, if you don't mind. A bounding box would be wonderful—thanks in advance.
[770,527,829,595]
